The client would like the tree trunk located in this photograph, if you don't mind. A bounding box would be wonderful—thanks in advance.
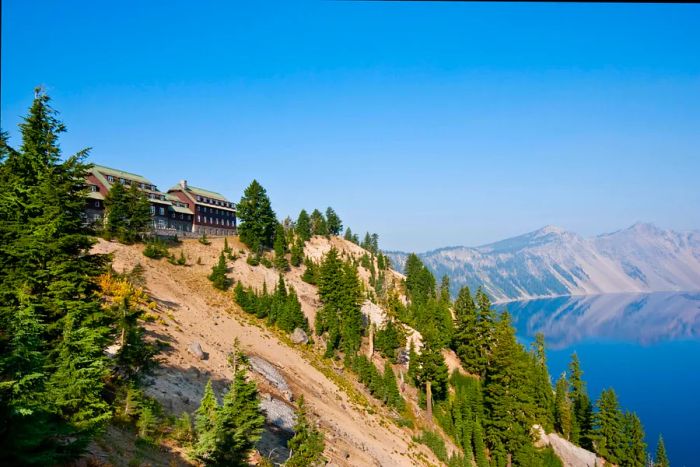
[426,381,433,423]
[368,324,374,358]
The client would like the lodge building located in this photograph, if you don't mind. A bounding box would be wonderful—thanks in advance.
[84,164,235,236]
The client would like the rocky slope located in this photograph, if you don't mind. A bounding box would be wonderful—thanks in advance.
[89,236,442,466]
[388,223,700,302]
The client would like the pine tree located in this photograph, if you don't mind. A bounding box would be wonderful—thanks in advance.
[290,237,304,267]
[383,361,405,411]
[472,418,489,467]
[568,353,594,448]
[474,288,496,377]
[622,411,647,467]
[344,227,354,242]
[483,312,536,462]
[209,251,232,290]
[287,395,325,466]
[554,374,574,440]
[593,388,625,464]
[452,286,480,374]
[413,334,449,418]
[0,90,112,464]
[193,379,220,462]
[315,248,363,356]
[103,181,151,242]
[325,207,343,236]
[210,358,266,466]
[237,180,277,252]
[530,333,555,431]
[310,209,328,236]
[654,435,669,467]
[273,223,289,271]
[293,210,310,242]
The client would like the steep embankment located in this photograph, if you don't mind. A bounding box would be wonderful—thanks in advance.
[91,236,441,466]
[388,223,700,302]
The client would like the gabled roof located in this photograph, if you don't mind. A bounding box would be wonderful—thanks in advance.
[90,164,153,186]
[169,184,230,202]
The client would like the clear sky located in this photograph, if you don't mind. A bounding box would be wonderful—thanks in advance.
[2,1,699,252]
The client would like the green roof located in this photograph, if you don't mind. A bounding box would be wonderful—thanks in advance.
[169,184,231,202]
[91,164,153,186]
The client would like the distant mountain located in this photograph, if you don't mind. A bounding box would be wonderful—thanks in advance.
[386,223,700,302]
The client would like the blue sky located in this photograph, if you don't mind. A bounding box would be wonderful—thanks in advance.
[3,1,699,251]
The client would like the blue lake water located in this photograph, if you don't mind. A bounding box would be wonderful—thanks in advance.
[495,292,700,467]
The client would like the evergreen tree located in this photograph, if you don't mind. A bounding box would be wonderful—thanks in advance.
[530,333,555,431]
[193,379,219,461]
[412,334,449,417]
[209,365,266,466]
[325,207,342,236]
[290,237,304,267]
[554,374,574,440]
[568,353,594,448]
[654,435,669,467]
[374,319,405,362]
[315,248,363,356]
[474,288,497,377]
[310,209,328,236]
[622,411,647,467]
[208,251,232,290]
[237,180,277,252]
[296,209,311,241]
[286,395,325,467]
[273,223,289,271]
[0,90,111,464]
[592,388,625,464]
[383,361,405,411]
[483,312,536,462]
[472,418,489,467]
[344,227,354,242]
[452,286,480,374]
[103,182,151,242]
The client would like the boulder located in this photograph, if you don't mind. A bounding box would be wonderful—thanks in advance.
[189,341,205,360]
[291,327,309,345]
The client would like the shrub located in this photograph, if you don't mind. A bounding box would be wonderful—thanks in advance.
[143,240,169,259]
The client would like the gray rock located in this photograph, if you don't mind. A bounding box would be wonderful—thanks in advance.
[189,341,205,360]
[249,356,290,393]
[290,327,309,345]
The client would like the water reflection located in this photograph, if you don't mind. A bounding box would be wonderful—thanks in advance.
[499,292,700,349]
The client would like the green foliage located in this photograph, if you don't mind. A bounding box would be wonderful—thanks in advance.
[622,411,647,467]
[592,388,625,464]
[568,353,593,448]
[325,207,342,236]
[199,232,211,245]
[296,209,311,241]
[374,319,406,362]
[382,361,405,411]
[655,435,669,467]
[315,248,364,356]
[411,335,449,404]
[234,275,309,333]
[104,181,152,243]
[286,395,325,467]
[208,251,233,291]
[143,239,170,259]
[290,237,304,267]
[530,333,555,432]
[301,257,319,284]
[360,232,379,254]
[309,209,328,236]
[137,405,158,441]
[193,380,219,461]
[173,412,194,444]
[413,431,448,463]
[237,180,277,252]
[554,374,574,440]
[0,90,112,464]
[111,297,158,384]
[273,223,289,271]
[483,312,537,461]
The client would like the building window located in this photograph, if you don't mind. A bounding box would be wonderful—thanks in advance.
[150,206,155,214]
[197,215,201,222]
[159,207,165,216]
[94,201,100,208]
[107,175,114,182]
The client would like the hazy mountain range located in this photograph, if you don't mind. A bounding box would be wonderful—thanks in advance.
[386,223,700,303]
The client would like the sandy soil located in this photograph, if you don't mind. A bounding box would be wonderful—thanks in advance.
[92,236,441,466]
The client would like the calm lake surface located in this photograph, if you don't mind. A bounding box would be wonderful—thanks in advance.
[496,292,700,467]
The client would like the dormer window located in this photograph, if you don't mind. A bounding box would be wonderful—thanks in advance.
[107,175,114,182]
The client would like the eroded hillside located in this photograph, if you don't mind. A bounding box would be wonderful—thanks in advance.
[90,235,443,466]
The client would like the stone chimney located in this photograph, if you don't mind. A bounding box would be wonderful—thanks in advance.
[180,179,187,189]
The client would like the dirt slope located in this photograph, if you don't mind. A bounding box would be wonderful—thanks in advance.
[93,236,441,466]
